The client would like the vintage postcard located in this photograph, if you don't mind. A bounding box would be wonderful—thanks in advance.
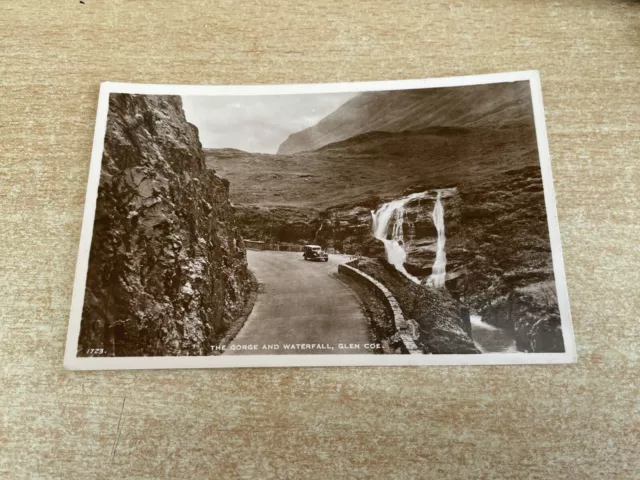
[64,71,576,370]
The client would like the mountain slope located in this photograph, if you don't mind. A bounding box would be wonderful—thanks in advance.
[207,123,538,210]
[277,81,533,154]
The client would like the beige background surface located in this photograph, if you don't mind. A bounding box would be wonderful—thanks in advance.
[1,1,638,478]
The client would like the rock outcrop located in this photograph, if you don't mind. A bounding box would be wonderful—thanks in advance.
[353,258,479,354]
[78,94,251,357]
[481,281,564,353]
[458,166,557,309]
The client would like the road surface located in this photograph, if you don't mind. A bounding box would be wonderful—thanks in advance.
[226,250,372,355]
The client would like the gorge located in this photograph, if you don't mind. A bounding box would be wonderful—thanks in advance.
[79,81,566,357]
[206,80,565,354]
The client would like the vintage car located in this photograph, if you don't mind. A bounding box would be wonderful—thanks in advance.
[302,244,329,262]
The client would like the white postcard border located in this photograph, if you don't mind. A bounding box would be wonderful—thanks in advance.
[63,70,577,370]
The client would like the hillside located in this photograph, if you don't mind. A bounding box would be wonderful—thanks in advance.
[277,81,533,154]
[206,123,538,210]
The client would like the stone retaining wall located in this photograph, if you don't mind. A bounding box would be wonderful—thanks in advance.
[244,240,303,252]
[338,262,422,355]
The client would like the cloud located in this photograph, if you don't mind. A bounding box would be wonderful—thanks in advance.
[181,92,356,154]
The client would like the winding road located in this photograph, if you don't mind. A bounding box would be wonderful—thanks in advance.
[226,250,372,355]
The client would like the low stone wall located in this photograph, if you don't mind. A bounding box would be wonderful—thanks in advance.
[338,262,422,355]
[244,240,267,250]
[244,240,303,252]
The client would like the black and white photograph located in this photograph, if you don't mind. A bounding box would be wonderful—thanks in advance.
[64,71,575,369]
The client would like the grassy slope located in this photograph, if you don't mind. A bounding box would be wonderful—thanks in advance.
[206,124,538,210]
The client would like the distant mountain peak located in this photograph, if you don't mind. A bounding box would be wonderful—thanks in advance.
[276,81,533,155]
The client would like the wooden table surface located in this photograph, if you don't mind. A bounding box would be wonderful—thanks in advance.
[1,1,638,478]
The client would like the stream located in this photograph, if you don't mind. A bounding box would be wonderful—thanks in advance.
[470,315,517,353]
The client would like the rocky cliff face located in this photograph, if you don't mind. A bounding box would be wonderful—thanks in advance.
[481,281,564,353]
[458,166,556,307]
[277,81,533,154]
[78,94,251,357]
[353,258,479,354]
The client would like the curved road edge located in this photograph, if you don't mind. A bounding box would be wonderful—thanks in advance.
[216,270,260,351]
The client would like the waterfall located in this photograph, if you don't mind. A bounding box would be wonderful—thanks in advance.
[314,220,324,242]
[426,190,446,288]
[371,189,450,288]
[371,191,428,284]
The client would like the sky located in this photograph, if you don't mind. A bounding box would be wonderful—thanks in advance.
[182,92,356,154]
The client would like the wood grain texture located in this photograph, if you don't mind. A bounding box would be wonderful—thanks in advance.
[0,0,638,478]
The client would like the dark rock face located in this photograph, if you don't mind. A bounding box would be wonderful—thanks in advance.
[457,166,558,304]
[234,205,320,245]
[78,94,251,357]
[482,282,564,353]
[353,258,479,354]
[315,204,381,255]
